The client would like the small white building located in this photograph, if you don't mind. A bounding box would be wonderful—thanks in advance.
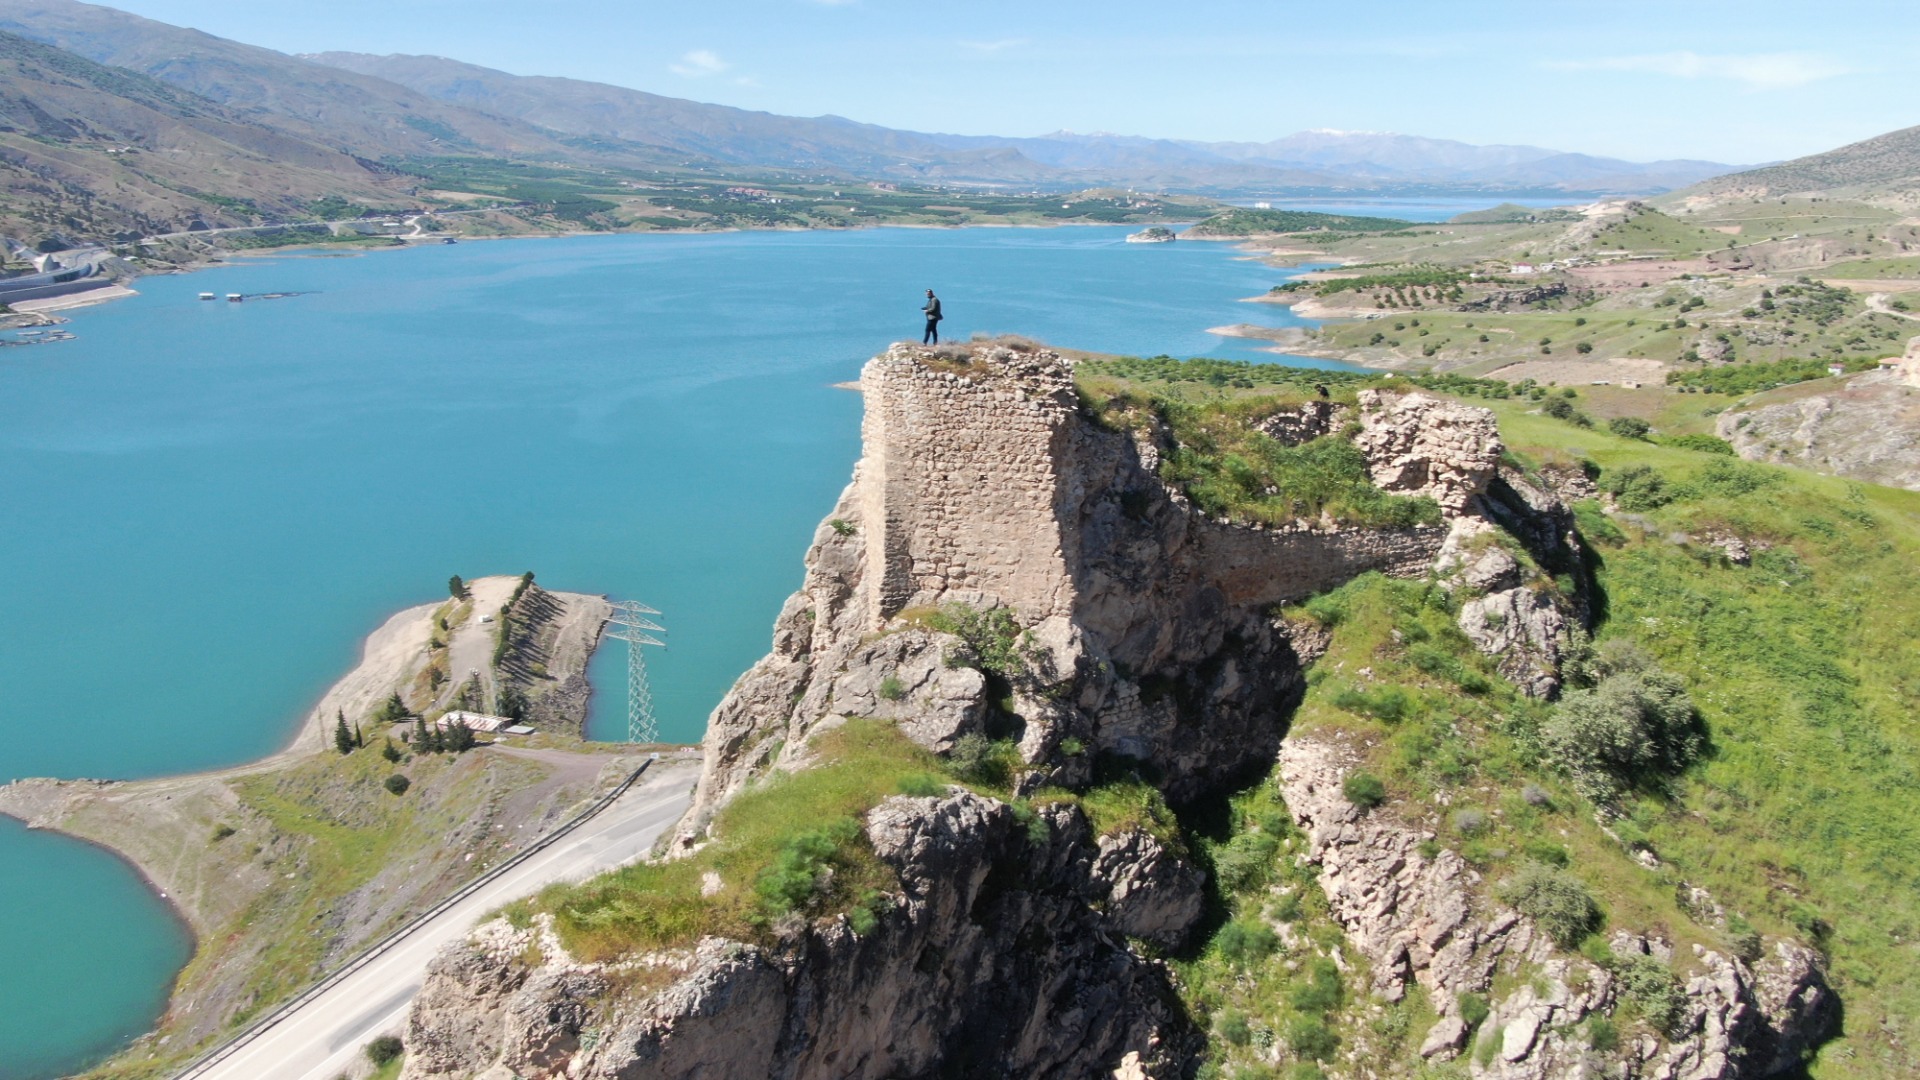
[1827,363,1847,377]
[1510,263,1537,275]
[435,710,514,732]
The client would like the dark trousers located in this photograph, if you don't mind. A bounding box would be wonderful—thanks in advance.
[923,319,940,344]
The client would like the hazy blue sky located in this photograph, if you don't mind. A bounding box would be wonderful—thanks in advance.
[101,0,1917,164]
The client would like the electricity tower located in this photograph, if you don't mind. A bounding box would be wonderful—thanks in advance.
[608,601,666,744]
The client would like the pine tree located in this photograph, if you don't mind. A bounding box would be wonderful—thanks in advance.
[332,710,355,755]
[448,574,467,599]
[381,737,402,764]
[445,720,476,753]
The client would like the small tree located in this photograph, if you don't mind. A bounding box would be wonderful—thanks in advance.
[383,774,411,796]
[365,1034,403,1066]
[1500,861,1601,947]
[381,737,403,764]
[448,574,467,599]
[444,720,476,753]
[1608,417,1651,440]
[375,692,412,724]
[333,710,355,755]
[1343,771,1387,810]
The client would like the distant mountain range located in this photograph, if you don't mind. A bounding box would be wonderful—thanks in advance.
[309,50,1740,194]
[0,0,1760,247]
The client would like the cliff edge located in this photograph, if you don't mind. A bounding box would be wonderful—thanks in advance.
[399,343,1829,1080]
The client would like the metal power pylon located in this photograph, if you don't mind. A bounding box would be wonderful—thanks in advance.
[608,601,666,744]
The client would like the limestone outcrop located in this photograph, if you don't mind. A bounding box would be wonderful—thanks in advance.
[1355,389,1504,514]
[1717,368,1920,491]
[401,792,1199,1080]
[686,346,1471,832]
[1279,730,1835,1079]
[400,343,1600,1080]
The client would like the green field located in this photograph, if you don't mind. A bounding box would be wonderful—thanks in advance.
[1819,254,1920,279]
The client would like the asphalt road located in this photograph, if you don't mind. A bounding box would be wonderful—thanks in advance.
[184,762,699,1080]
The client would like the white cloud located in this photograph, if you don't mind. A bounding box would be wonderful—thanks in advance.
[669,49,730,78]
[959,38,1030,54]
[1546,51,1855,90]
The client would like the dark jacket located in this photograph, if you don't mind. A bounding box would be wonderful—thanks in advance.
[923,296,943,321]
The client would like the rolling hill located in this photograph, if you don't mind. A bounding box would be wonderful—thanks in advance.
[0,28,402,243]
[1674,123,1920,205]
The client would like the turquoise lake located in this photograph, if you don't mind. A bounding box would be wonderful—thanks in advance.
[0,224,1359,1077]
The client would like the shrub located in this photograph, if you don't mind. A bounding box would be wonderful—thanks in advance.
[877,675,906,702]
[895,773,943,797]
[1214,919,1279,966]
[1458,992,1490,1027]
[1542,656,1701,802]
[1663,433,1735,456]
[1726,916,1764,964]
[1586,1014,1620,1052]
[1331,684,1413,722]
[1213,830,1280,893]
[1608,417,1651,440]
[1342,771,1387,810]
[1683,457,1781,500]
[1522,840,1571,867]
[383,774,411,796]
[829,518,856,536]
[365,1035,403,1066]
[1288,956,1344,1013]
[754,818,862,923]
[1613,951,1686,1035]
[1601,464,1671,511]
[1452,808,1489,835]
[1218,1009,1253,1046]
[945,732,1011,788]
[924,604,1034,684]
[1283,1014,1339,1061]
[380,738,403,764]
[1499,861,1601,947]
[209,823,236,843]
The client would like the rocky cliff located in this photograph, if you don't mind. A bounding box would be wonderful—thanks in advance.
[1715,339,1920,492]
[399,343,1826,1079]
[1279,731,1832,1079]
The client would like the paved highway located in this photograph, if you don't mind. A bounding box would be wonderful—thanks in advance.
[184,762,698,1080]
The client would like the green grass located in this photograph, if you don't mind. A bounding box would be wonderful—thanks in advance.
[1666,355,1880,394]
[1072,361,1442,528]
[1236,395,1920,1077]
[1818,255,1920,280]
[521,719,952,958]
[1482,400,1920,1078]
[1584,205,1725,257]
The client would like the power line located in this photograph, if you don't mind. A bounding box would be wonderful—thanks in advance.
[607,601,665,744]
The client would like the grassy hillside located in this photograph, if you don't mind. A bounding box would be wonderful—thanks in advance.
[0,30,403,243]
[1681,123,1920,201]
[1092,359,1920,1077]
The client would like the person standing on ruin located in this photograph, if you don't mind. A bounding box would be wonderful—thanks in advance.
[922,289,943,344]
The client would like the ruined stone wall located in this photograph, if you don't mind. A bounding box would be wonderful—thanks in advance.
[857,351,1080,626]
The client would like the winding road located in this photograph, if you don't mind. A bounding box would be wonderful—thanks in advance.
[181,761,699,1080]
